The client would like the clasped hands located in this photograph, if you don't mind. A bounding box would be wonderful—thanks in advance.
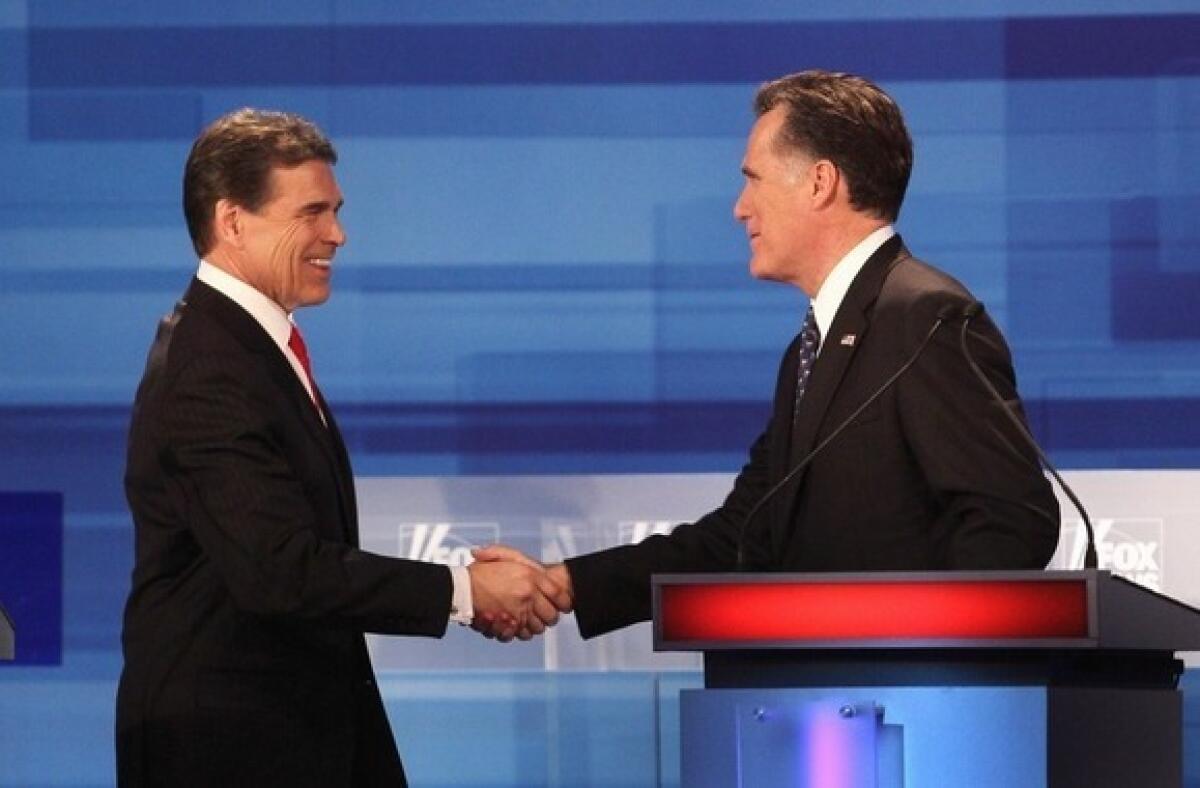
[465,545,574,642]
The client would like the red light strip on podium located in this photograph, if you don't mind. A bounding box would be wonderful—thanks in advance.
[659,579,1089,644]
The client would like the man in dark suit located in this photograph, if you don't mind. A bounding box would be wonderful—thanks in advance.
[117,109,565,786]
[477,70,1059,641]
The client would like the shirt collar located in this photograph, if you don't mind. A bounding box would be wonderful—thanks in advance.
[196,260,294,353]
[810,225,895,342]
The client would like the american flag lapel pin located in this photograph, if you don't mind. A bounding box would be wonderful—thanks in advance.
[840,334,857,347]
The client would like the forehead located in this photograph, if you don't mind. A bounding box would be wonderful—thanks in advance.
[743,106,792,167]
[749,106,786,146]
[263,159,341,205]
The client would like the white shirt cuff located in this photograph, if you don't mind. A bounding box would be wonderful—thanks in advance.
[448,565,474,625]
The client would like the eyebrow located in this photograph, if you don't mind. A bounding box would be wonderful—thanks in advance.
[300,198,344,214]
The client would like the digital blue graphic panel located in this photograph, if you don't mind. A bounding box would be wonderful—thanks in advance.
[2,2,1200,786]
[2,11,1197,469]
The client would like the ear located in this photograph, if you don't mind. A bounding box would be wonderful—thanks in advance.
[808,160,841,211]
[213,198,244,249]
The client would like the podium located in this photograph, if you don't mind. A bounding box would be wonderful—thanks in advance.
[652,570,1200,788]
[0,601,12,660]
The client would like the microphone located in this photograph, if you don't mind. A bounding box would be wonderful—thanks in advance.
[955,302,1099,569]
[734,305,957,570]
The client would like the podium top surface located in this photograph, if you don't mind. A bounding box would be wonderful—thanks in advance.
[652,570,1200,652]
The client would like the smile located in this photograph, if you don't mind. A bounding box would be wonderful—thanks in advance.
[307,258,332,269]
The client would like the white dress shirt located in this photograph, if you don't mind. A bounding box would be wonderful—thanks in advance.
[810,225,896,351]
[197,261,320,407]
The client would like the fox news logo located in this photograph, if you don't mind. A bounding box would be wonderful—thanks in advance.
[1055,517,1164,591]
[397,522,500,566]
[617,520,676,545]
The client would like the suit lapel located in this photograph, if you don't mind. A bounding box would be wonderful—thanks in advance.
[758,237,908,564]
[185,279,355,541]
[788,235,907,467]
[316,389,359,545]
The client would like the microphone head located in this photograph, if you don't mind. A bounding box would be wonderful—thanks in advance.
[937,301,985,321]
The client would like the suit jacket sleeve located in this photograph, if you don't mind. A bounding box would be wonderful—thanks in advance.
[566,394,788,639]
[160,352,453,637]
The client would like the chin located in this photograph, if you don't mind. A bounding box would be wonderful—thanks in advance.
[748,258,782,283]
[300,289,332,308]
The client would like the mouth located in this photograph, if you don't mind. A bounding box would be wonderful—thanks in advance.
[306,257,333,270]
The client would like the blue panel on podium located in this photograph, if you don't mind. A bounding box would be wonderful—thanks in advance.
[682,686,1046,788]
[735,701,896,788]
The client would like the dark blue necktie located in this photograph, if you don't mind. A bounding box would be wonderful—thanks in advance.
[792,304,821,427]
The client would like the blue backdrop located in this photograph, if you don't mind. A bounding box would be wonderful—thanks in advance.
[1,1,1198,785]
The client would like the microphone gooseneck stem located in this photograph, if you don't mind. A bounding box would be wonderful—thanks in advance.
[735,314,948,571]
[956,314,1099,570]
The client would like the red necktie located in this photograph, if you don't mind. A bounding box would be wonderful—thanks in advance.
[287,325,322,414]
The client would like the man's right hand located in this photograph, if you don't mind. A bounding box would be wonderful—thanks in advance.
[466,552,569,641]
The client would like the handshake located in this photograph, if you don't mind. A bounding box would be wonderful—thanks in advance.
[464,545,574,641]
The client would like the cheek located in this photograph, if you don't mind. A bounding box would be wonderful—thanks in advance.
[280,231,307,266]
[773,208,800,240]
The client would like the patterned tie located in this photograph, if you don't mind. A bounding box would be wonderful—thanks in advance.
[792,304,821,425]
[287,325,323,416]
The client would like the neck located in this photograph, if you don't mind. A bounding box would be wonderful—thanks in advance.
[799,216,889,297]
[202,248,293,313]
[204,248,247,283]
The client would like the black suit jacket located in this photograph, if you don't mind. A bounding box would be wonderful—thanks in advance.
[566,236,1060,638]
[117,279,452,787]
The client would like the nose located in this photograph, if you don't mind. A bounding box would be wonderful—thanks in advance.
[327,214,347,247]
[733,186,750,224]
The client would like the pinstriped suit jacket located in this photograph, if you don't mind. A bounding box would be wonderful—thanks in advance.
[117,278,450,787]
